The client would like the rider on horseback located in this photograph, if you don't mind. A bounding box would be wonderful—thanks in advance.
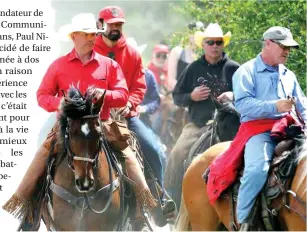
[231,26,306,230]
[95,5,176,228]
[2,13,157,229]
[164,23,240,209]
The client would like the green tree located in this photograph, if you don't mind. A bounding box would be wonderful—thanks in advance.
[170,0,306,92]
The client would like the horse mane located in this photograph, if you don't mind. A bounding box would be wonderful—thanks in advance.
[55,85,97,166]
[294,135,307,164]
[215,101,240,122]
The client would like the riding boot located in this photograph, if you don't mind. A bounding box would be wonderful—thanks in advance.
[2,124,59,224]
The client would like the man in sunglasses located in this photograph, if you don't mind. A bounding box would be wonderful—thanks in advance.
[164,23,240,209]
[231,26,306,230]
[94,6,175,229]
[147,44,170,94]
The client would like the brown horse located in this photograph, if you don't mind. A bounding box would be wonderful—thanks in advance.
[177,136,307,231]
[155,93,188,154]
[40,87,132,231]
[164,101,240,213]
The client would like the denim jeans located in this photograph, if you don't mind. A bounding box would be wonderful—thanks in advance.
[237,132,277,223]
[127,116,166,187]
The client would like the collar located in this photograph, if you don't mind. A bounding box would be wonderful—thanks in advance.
[67,49,98,63]
[200,52,227,67]
[255,53,279,73]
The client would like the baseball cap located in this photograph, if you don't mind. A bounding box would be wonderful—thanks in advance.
[262,26,299,48]
[153,44,169,54]
[98,6,126,24]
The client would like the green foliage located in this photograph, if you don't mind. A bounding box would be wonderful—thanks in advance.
[170,0,306,92]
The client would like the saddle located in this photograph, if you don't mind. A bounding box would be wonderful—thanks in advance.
[203,125,306,231]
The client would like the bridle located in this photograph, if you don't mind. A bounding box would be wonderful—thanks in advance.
[65,115,101,171]
[49,114,119,221]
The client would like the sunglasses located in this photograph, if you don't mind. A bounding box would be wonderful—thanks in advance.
[205,40,223,46]
[156,53,167,59]
[270,40,290,51]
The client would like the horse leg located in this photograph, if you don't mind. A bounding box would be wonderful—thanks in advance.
[175,195,191,231]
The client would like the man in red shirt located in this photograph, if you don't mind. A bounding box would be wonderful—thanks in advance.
[95,6,176,226]
[3,13,157,228]
[147,44,170,94]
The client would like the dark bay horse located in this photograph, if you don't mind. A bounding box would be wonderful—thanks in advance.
[164,101,240,212]
[40,87,131,231]
[154,93,188,154]
[177,135,307,231]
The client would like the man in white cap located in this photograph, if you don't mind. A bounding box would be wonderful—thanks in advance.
[164,23,239,209]
[1,13,150,230]
[232,26,306,230]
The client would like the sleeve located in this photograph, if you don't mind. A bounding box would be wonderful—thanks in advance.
[167,46,181,88]
[226,61,240,91]
[233,65,278,118]
[36,61,62,112]
[172,64,193,107]
[128,54,146,109]
[104,60,129,109]
[292,74,307,123]
[143,70,161,114]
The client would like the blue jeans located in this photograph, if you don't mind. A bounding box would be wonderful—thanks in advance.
[127,116,166,187]
[237,132,277,223]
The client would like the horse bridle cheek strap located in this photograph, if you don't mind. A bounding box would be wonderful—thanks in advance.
[64,115,101,170]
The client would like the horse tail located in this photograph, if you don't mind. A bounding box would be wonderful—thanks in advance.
[175,194,190,231]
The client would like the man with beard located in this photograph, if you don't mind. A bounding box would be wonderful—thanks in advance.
[94,6,176,228]
[147,44,170,94]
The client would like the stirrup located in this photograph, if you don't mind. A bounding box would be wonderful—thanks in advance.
[162,198,176,219]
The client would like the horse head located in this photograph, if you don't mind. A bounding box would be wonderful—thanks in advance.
[212,98,241,142]
[59,86,106,192]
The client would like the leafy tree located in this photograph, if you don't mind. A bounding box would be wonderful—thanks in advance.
[170,0,306,92]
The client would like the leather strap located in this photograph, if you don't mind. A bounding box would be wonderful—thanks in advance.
[49,177,120,209]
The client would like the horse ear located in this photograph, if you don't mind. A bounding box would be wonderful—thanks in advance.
[92,89,106,115]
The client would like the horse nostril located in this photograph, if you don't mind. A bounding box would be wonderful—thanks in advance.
[89,178,94,187]
[75,179,81,187]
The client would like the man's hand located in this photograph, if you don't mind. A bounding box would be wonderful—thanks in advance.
[191,86,211,101]
[88,87,106,103]
[276,99,293,113]
[117,102,132,117]
[217,91,234,103]
[136,105,146,114]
